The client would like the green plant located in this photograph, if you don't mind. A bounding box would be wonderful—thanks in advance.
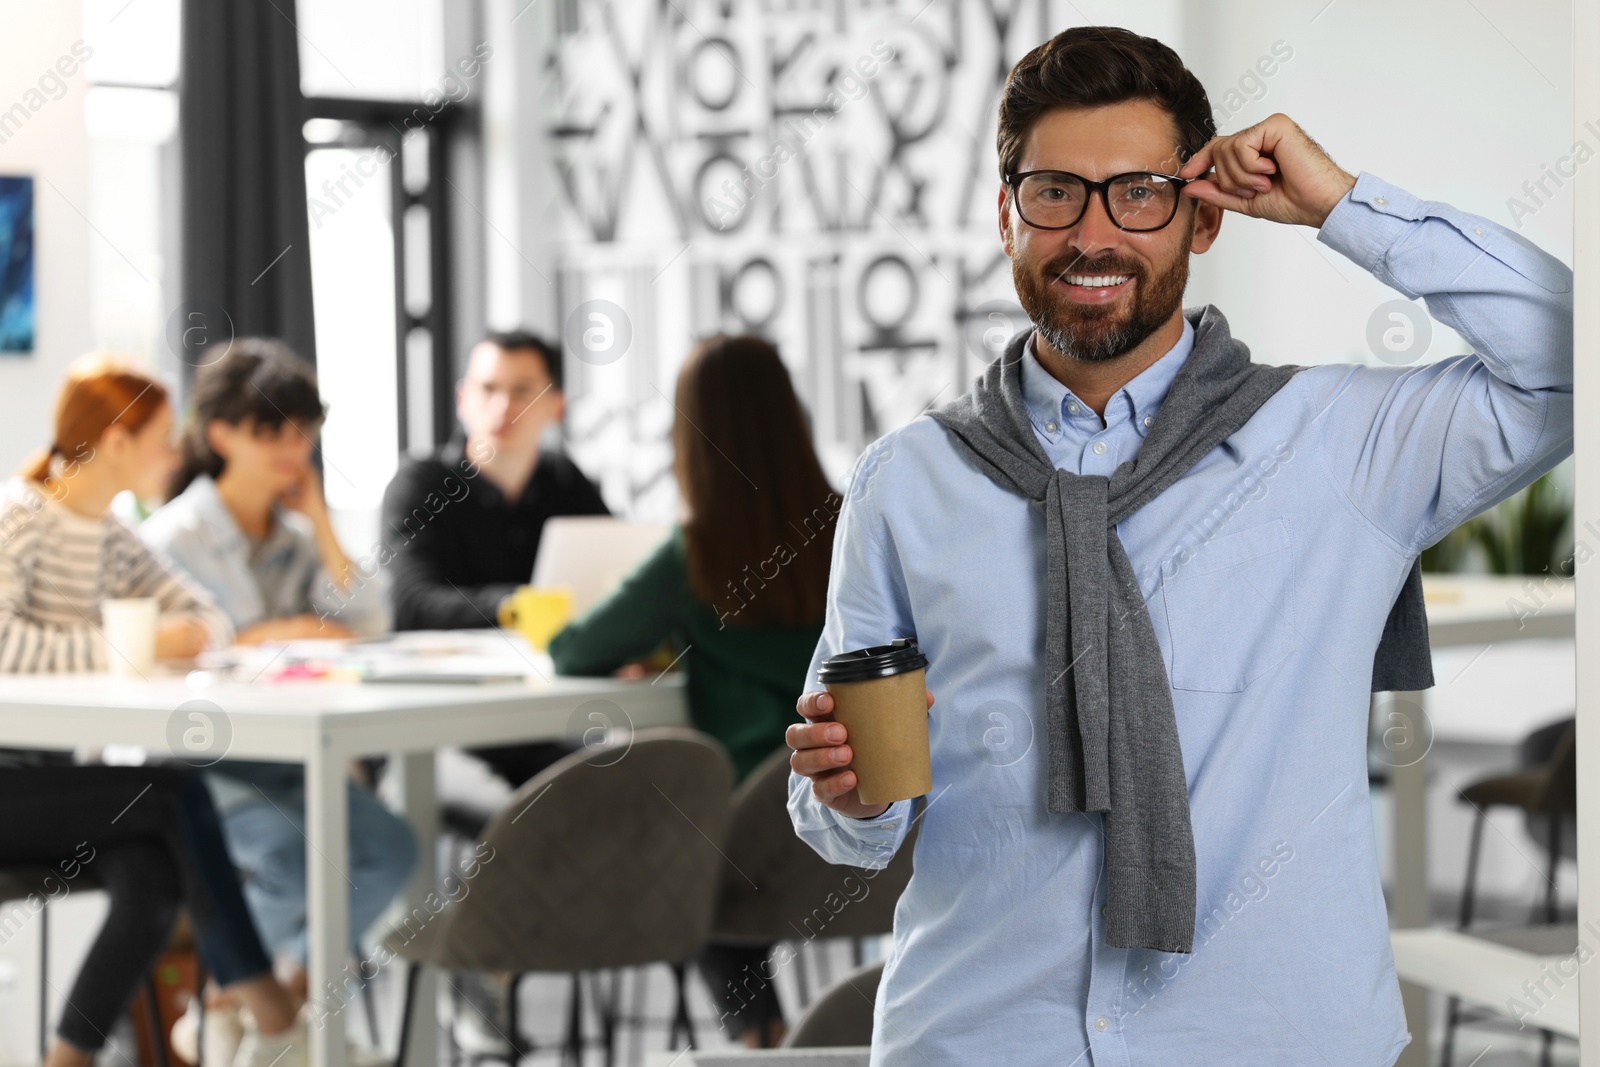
[1420,472,1572,575]
[1419,522,1475,573]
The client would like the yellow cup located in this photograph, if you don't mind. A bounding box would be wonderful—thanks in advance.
[500,586,573,651]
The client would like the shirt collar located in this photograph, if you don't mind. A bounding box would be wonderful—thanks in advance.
[182,474,297,558]
[1020,315,1195,440]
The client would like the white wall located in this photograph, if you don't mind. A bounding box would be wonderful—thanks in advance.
[1182,0,1572,363]
[0,5,104,1057]
[0,0,93,478]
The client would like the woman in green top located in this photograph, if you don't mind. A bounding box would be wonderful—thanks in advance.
[548,333,836,1048]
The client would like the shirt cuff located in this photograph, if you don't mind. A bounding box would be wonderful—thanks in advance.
[833,796,912,826]
[1316,171,1418,272]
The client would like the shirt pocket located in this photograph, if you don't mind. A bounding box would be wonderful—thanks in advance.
[1159,518,1296,693]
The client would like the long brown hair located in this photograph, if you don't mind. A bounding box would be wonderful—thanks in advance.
[19,355,169,484]
[673,334,837,629]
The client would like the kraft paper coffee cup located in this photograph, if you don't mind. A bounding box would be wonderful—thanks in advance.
[818,638,931,806]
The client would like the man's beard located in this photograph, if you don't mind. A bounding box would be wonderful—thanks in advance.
[1012,220,1192,364]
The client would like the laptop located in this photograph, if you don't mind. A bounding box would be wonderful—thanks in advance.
[531,516,672,617]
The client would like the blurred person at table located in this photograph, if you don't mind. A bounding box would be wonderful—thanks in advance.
[0,355,231,672]
[380,329,608,791]
[379,329,608,1055]
[547,333,837,1049]
[141,338,386,643]
[140,338,415,1039]
[0,762,341,1067]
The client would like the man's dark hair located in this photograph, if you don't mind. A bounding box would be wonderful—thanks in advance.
[483,330,563,392]
[996,27,1215,180]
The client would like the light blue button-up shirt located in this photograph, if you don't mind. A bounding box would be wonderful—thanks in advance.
[788,172,1574,1067]
[140,474,388,638]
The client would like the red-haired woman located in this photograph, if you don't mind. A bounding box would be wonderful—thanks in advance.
[0,354,230,668]
[0,356,314,1067]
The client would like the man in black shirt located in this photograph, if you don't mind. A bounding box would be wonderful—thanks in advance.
[382,329,609,629]
[381,329,609,786]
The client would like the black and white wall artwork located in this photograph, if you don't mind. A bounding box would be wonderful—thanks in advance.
[544,0,1094,517]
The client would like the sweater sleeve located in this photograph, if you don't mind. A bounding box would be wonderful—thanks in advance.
[0,502,104,672]
[107,522,235,650]
[547,530,684,676]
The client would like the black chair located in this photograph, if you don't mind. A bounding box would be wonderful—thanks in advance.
[1439,717,1575,1067]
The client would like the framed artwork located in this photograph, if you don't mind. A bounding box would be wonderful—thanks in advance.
[0,175,35,354]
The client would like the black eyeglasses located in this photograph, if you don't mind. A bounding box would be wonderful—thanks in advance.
[1004,170,1195,232]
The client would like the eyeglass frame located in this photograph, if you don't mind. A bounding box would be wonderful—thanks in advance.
[1003,169,1198,232]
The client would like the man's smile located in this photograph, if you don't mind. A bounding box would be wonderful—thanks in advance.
[1054,271,1135,304]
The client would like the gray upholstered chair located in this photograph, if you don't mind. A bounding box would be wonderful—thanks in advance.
[781,960,884,1049]
[388,727,736,1065]
[709,747,917,1011]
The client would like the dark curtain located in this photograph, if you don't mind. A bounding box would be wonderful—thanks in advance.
[179,0,316,369]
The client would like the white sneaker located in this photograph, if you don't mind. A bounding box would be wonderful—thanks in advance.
[231,1016,310,1067]
[170,998,245,1067]
[450,971,513,1056]
[451,1011,513,1057]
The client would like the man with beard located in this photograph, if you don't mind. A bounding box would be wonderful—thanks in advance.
[785,25,1571,1067]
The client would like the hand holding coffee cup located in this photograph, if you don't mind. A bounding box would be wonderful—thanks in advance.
[789,638,936,819]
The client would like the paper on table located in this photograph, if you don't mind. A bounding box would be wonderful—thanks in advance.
[196,629,552,684]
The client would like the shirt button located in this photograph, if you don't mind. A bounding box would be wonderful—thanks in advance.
[1142,415,1154,428]
[1095,1016,1109,1032]
[1045,421,1058,433]
[1092,441,1107,455]
[1473,226,1485,236]
[1373,195,1387,206]
[1067,402,1081,414]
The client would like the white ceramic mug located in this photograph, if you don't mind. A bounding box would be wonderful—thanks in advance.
[100,597,158,677]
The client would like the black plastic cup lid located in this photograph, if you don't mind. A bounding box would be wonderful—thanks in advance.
[817,637,929,684]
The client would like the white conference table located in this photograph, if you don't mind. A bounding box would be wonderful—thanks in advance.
[0,666,688,1067]
[1388,574,1577,1066]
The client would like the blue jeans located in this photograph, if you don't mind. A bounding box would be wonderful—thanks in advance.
[220,776,418,962]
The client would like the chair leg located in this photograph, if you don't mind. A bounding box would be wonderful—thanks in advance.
[393,963,419,1067]
[1440,808,1488,1067]
[1457,809,1487,932]
[588,971,619,1067]
[1542,811,1561,923]
[144,975,171,1067]
[667,962,696,1050]
[194,964,208,1067]
[563,972,584,1067]
[39,902,49,1061]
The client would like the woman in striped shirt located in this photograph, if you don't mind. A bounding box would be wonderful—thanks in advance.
[0,357,316,1067]
[0,355,232,670]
